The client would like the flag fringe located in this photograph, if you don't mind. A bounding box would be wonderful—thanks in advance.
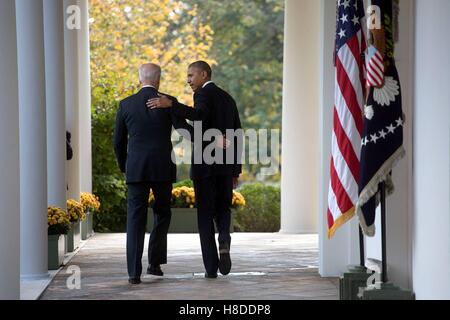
[328,207,356,239]
[356,146,406,237]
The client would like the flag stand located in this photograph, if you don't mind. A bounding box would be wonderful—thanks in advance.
[359,181,415,300]
[338,218,371,300]
[380,182,388,283]
[359,226,365,268]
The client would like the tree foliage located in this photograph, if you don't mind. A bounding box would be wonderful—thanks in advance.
[185,0,284,130]
[90,0,214,103]
[185,0,284,181]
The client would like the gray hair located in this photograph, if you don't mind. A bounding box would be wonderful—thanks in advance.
[138,63,161,84]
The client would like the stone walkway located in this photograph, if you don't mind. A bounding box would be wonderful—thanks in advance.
[40,233,338,300]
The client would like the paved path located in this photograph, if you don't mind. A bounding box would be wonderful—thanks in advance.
[40,233,338,300]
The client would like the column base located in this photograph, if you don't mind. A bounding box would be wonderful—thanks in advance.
[20,272,50,281]
[339,265,372,300]
[361,282,416,300]
[278,228,318,234]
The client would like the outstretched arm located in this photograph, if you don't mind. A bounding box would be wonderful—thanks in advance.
[147,91,211,122]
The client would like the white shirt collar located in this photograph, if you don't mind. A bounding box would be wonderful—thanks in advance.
[142,85,156,89]
[202,81,214,88]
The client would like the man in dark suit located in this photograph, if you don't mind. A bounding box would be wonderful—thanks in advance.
[148,61,242,279]
[114,63,193,285]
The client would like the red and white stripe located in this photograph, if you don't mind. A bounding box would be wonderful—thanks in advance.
[366,47,385,87]
[327,20,366,239]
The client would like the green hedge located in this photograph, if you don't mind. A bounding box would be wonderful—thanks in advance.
[174,180,281,233]
[173,179,194,188]
[93,175,128,232]
[94,178,280,233]
[92,100,129,233]
[233,183,280,232]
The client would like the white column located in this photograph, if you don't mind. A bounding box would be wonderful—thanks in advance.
[64,0,81,201]
[16,0,49,279]
[78,0,92,193]
[281,0,320,234]
[318,0,360,277]
[44,0,67,210]
[0,0,20,299]
[412,0,450,300]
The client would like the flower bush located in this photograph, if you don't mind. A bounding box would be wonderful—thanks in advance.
[48,207,71,235]
[67,199,86,223]
[80,192,101,214]
[172,186,196,208]
[148,186,246,210]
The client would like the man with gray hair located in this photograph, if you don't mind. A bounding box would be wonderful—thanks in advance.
[114,63,192,285]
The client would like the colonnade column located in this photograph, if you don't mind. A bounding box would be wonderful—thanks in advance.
[17,0,49,279]
[281,0,320,234]
[78,0,93,193]
[44,0,67,210]
[0,0,21,299]
[64,0,81,201]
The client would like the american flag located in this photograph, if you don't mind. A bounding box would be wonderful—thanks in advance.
[327,0,367,239]
[366,45,385,87]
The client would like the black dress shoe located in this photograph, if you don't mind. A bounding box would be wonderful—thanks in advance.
[128,278,141,285]
[147,265,164,276]
[205,272,218,279]
[218,244,232,276]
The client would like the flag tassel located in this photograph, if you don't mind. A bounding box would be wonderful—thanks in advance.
[356,146,405,237]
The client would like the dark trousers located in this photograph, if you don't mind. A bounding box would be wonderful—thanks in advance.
[194,175,233,275]
[126,181,172,279]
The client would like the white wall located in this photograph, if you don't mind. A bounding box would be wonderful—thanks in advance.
[412,0,450,300]
[0,0,20,299]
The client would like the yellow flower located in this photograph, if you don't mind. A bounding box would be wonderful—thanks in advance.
[170,186,197,208]
[231,191,246,208]
[47,206,70,229]
[67,199,86,222]
[80,192,101,213]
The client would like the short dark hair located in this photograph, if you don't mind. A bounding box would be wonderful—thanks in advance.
[189,61,212,78]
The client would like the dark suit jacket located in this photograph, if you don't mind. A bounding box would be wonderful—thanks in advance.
[171,83,242,180]
[114,87,193,184]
